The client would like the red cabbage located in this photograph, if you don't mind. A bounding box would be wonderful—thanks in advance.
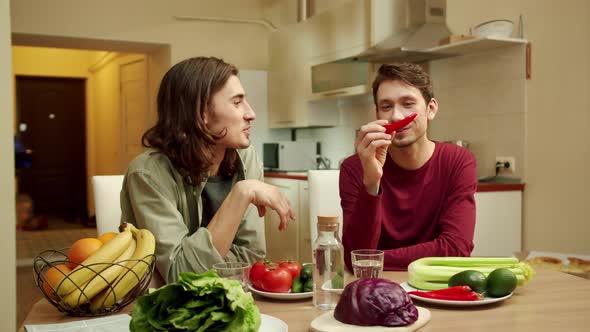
[334,278,418,327]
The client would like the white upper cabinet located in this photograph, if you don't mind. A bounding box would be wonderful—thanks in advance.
[305,0,443,63]
[305,0,370,62]
[268,20,339,128]
[268,26,302,128]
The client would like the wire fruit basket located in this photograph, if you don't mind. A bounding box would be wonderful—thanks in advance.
[33,248,156,317]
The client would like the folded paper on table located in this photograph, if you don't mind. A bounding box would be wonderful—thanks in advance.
[25,314,130,332]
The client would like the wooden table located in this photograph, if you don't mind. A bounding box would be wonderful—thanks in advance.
[21,268,590,331]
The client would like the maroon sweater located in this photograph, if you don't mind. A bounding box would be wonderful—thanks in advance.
[339,142,477,271]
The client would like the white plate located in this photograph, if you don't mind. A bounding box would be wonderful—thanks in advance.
[321,280,344,295]
[260,314,288,332]
[400,282,512,306]
[249,284,313,300]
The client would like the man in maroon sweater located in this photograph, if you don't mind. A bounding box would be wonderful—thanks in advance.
[340,63,477,271]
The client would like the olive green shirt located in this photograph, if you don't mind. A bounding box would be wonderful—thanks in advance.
[120,146,266,283]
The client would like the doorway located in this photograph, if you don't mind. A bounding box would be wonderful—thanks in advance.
[16,76,88,224]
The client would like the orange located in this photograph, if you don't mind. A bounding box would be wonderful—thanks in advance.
[67,238,103,269]
[97,232,118,244]
[42,264,72,299]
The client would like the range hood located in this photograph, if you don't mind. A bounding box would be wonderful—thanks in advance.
[307,0,452,100]
[356,0,451,63]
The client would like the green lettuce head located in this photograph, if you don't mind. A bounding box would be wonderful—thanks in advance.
[130,270,261,332]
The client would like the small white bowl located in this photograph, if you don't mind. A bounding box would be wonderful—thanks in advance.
[473,19,514,38]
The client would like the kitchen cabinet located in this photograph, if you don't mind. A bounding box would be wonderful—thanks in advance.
[268,23,339,128]
[263,177,311,263]
[473,191,522,256]
[305,0,428,63]
[301,0,400,101]
[304,0,369,62]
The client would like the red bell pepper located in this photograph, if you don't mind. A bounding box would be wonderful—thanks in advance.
[382,113,418,134]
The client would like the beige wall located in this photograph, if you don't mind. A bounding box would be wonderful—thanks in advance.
[1,0,17,330]
[10,0,271,69]
[445,0,590,254]
[428,44,527,179]
[12,46,99,77]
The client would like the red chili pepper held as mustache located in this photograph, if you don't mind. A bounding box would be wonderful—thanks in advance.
[382,113,418,134]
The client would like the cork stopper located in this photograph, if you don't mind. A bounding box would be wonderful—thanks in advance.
[317,215,339,231]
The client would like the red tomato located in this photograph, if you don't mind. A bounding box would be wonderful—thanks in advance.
[261,267,293,293]
[249,260,276,290]
[278,260,302,279]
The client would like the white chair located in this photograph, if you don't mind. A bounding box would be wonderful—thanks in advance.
[308,170,342,244]
[92,175,125,235]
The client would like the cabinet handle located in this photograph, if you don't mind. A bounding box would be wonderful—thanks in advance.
[275,120,294,124]
[321,91,346,97]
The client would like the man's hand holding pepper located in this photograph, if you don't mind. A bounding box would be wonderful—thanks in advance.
[355,120,393,195]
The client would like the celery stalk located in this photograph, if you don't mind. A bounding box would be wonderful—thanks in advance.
[407,257,535,290]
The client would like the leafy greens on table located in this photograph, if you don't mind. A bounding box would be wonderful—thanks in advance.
[130,270,261,332]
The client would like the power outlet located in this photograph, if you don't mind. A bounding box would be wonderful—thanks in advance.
[495,156,516,174]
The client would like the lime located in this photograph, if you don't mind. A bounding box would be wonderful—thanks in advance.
[448,270,487,293]
[486,268,517,297]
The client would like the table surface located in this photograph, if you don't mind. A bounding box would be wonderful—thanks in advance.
[21,268,590,332]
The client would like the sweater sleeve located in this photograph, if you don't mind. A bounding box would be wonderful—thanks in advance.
[339,158,383,272]
[382,152,477,270]
[124,171,221,282]
[226,154,266,268]
[124,170,264,283]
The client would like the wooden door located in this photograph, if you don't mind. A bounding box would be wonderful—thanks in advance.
[16,76,87,222]
[119,59,148,168]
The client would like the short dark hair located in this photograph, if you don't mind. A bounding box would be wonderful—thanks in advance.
[142,56,239,185]
[372,63,433,105]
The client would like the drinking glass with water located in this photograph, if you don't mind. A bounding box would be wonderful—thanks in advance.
[212,262,250,291]
[351,249,384,279]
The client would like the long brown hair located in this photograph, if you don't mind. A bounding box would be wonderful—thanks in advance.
[372,63,433,105]
[142,56,239,185]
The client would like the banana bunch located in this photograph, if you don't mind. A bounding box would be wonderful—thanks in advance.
[53,223,155,311]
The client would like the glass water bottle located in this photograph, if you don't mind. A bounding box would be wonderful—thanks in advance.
[312,215,345,310]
